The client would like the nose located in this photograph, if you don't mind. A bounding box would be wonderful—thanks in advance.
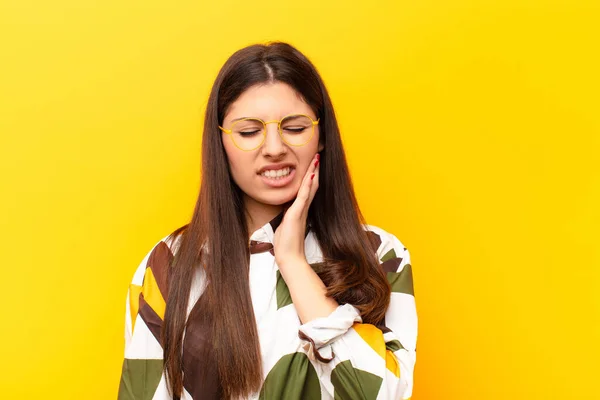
[261,122,287,157]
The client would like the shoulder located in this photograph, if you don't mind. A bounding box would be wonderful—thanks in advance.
[361,224,410,263]
[129,226,186,288]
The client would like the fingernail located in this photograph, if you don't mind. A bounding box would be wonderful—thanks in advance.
[310,173,315,180]
[314,160,319,168]
[316,153,320,161]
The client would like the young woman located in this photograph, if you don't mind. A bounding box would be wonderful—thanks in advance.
[118,41,417,400]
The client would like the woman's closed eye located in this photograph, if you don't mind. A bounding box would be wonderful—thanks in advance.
[238,130,262,136]
[282,126,309,134]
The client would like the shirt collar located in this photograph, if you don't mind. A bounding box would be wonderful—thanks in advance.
[249,210,284,244]
[248,210,312,255]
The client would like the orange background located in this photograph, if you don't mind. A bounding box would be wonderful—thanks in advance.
[1,0,598,398]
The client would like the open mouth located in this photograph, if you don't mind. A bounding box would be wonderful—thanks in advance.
[258,167,296,187]
[259,167,294,180]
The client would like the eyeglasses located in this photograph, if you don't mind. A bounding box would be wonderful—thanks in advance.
[218,113,320,151]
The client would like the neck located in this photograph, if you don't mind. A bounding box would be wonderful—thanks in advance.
[243,194,287,237]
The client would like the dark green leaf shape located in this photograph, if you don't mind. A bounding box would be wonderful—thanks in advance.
[331,360,383,400]
[386,339,406,352]
[118,358,163,400]
[259,352,321,400]
[276,270,293,309]
[387,264,414,295]
[380,248,397,263]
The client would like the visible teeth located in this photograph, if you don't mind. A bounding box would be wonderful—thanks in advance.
[261,167,291,179]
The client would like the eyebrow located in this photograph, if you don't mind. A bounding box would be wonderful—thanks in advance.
[231,117,254,122]
[229,113,313,123]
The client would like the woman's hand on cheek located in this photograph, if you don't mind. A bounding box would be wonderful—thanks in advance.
[273,153,320,269]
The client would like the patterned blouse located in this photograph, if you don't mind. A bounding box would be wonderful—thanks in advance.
[117,212,418,399]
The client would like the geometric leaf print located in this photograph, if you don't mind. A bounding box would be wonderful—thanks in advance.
[365,230,382,254]
[117,358,163,400]
[138,294,163,345]
[275,263,324,309]
[259,352,321,400]
[380,257,402,274]
[331,360,383,400]
[146,240,173,301]
[276,270,293,309]
[380,248,397,263]
[386,264,414,295]
[385,339,406,352]
[128,283,142,334]
[141,267,166,319]
[352,324,400,378]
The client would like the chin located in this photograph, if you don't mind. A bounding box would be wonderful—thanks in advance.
[253,190,296,206]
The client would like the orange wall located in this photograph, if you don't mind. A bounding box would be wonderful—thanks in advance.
[1,0,598,398]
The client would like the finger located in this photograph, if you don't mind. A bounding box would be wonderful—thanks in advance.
[285,167,314,220]
[299,157,320,213]
[291,173,312,216]
[303,154,319,184]
[297,154,319,201]
[308,157,319,202]
[286,154,320,219]
[303,171,318,220]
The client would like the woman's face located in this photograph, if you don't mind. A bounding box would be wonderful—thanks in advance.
[221,82,324,207]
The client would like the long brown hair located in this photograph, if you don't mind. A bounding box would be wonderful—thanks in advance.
[161,41,391,399]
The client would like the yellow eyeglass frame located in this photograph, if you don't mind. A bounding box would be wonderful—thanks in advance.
[218,113,320,151]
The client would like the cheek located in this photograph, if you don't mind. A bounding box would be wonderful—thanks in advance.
[223,147,253,183]
[300,140,321,167]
